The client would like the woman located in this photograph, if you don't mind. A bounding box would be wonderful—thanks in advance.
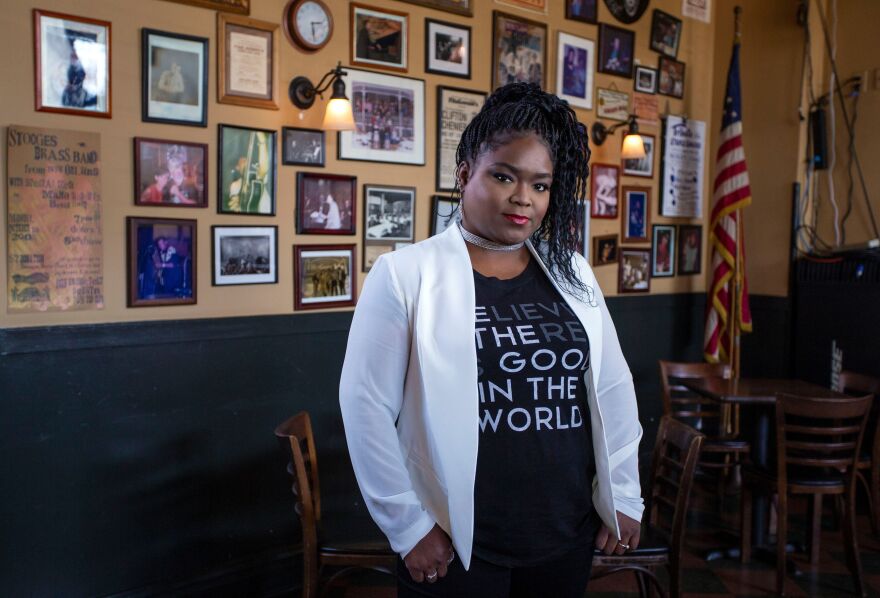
[339,83,643,596]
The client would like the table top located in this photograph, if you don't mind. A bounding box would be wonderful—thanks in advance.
[681,377,848,404]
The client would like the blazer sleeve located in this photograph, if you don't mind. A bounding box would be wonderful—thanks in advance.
[338,254,436,557]
[592,273,645,524]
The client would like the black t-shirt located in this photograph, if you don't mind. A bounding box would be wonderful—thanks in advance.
[472,257,596,567]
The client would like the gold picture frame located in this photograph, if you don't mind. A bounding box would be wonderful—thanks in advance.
[161,0,249,15]
[217,13,279,110]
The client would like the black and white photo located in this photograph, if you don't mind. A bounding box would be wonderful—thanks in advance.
[282,127,325,166]
[622,133,654,178]
[431,195,460,236]
[436,87,485,191]
[297,173,356,235]
[212,225,278,285]
[364,185,415,241]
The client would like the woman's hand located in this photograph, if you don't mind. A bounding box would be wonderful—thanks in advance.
[595,511,641,555]
[403,524,455,583]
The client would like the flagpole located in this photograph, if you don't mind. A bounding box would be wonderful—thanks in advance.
[731,6,743,382]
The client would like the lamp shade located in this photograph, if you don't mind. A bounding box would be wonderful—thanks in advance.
[621,133,646,160]
[322,98,355,131]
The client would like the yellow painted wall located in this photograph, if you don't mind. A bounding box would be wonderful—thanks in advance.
[1,0,718,329]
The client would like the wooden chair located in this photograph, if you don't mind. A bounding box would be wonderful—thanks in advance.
[838,370,880,534]
[591,416,705,598]
[659,361,750,502]
[739,394,873,597]
[274,412,396,598]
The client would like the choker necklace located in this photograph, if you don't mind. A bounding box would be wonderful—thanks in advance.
[457,221,525,252]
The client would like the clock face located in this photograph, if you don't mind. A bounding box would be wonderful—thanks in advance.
[295,1,331,47]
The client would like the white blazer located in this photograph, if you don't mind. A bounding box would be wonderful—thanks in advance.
[339,224,643,571]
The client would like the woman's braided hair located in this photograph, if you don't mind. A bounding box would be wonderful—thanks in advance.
[455,82,592,295]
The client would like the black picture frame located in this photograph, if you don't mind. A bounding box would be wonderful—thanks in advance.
[430,195,460,236]
[634,65,657,94]
[217,124,277,216]
[603,0,650,24]
[658,56,686,99]
[211,225,278,286]
[650,9,683,58]
[425,18,472,79]
[677,224,702,275]
[597,23,635,79]
[141,28,208,127]
[651,224,675,278]
[565,0,598,24]
[282,127,325,166]
[296,172,357,235]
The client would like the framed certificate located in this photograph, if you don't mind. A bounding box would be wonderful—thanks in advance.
[217,13,279,110]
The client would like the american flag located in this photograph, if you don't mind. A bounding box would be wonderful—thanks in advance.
[704,40,753,364]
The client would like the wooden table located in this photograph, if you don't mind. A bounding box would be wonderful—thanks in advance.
[681,377,848,549]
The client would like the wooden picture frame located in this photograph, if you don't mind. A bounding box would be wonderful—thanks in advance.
[492,11,547,90]
[436,86,486,191]
[425,18,472,79]
[142,28,208,127]
[296,172,357,235]
[393,0,472,17]
[597,23,635,79]
[651,224,675,277]
[294,245,357,310]
[217,13,279,110]
[618,246,651,293]
[677,224,702,275]
[593,234,619,266]
[127,217,197,307]
[282,127,325,166]
[658,56,686,99]
[34,10,111,118]
[621,186,651,243]
[217,124,277,215]
[350,3,408,73]
[590,163,619,218]
[134,137,208,207]
[212,225,278,286]
[161,0,249,14]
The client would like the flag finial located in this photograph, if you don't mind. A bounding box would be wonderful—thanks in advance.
[734,6,742,42]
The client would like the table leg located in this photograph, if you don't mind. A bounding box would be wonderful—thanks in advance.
[752,409,770,546]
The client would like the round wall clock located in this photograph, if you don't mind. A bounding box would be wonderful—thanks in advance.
[283,0,333,52]
[603,0,650,24]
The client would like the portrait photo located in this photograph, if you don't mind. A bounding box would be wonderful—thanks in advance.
[296,173,357,235]
[218,124,276,215]
[294,245,356,310]
[634,65,657,94]
[566,0,597,24]
[597,23,635,78]
[593,234,619,267]
[650,9,682,58]
[142,29,207,126]
[365,185,416,242]
[425,19,471,78]
[34,10,111,117]
[658,56,686,98]
[677,224,702,275]
[212,225,277,286]
[134,138,207,207]
[603,0,650,24]
[492,11,547,90]
[340,69,425,165]
[431,195,460,236]
[590,163,619,219]
[651,224,675,277]
[622,187,650,243]
[619,247,651,293]
[556,32,595,110]
[622,133,655,177]
[282,127,325,166]
[351,3,408,72]
[127,217,196,307]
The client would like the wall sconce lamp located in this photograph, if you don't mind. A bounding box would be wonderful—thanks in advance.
[591,115,646,160]
[288,61,356,131]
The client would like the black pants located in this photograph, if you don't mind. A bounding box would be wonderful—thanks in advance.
[396,542,595,598]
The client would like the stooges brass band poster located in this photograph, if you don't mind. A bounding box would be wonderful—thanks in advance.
[6,125,104,312]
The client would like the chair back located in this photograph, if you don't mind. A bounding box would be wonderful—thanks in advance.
[645,416,704,558]
[775,394,873,488]
[659,360,732,437]
[839,371,880,461]
[275,412,322,551]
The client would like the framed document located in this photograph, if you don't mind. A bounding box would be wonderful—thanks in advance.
[217,13,279,110]
[436,86,485,191]
[660,115,706,218]
[142,29,208,127]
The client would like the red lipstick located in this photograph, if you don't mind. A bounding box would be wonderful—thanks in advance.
[504,214,529,225]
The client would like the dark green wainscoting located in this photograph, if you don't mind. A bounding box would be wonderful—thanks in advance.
[0,293,788,597]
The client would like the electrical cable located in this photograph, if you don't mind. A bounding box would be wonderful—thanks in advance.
[826,0,840,247]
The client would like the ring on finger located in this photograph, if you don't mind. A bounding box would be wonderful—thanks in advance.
[426,569,438,581]
[618,542,631,551]
[447,550,455,565]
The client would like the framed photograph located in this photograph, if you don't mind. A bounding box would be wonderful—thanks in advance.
[134,138,207,207]
[603,0,650,24]
[651,224,675,277]
[658,56,686,99]
[557,32,595,110]
[425,19,471,79]
[282,127,325,166]
[619,247,651,293]
[431,195,460,236]
[492,11,547,90]
[351,3,408,73]
[495,0,547,14]
[212,225,277,285]
[161,0,249,14]
[579,200,591,259]
[622,186,650,243]
[596,88,630,121]
[590,163,619,219]
[365,185,416,241]
[363,244,394,272]
[294,245,356,310]
[34,10,111,118]
[650,9,682,58]
[597,23,635,79]
[566,0,597,24]
[127,217,196,307]
[634,66,657,94]
[436,86,486,191]
[142,29,208,127]
[677,224,702,275]
[296,173,357,234]
[218,124,276,215]
[339,68,425,165]
[217,13,279,110]
[593,234,618,266]
[622,133,655,178]
[394,0,472,17]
